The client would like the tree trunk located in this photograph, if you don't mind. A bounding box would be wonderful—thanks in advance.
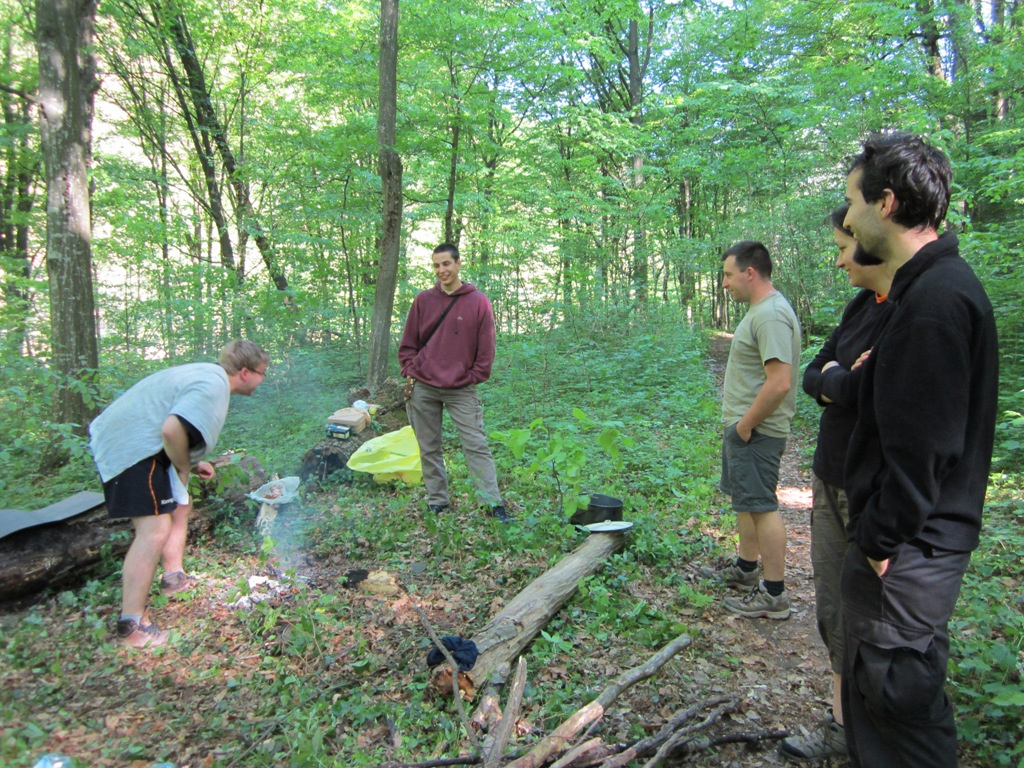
[161,5,287,292]
[0,79,37,355]
[627,17,648,304]
[36,0,100,440]
[444,120,460,246]
[915,0,946,80]
[367,0,403,390]
[162,47,237,278]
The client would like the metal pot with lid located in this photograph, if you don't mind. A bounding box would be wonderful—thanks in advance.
[569,493,623,526]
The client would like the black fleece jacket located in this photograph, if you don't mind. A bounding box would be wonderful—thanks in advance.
[844,233,998,560]
[804,289,894,488]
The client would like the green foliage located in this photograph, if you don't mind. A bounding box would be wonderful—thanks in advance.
[0,357,103,506]
[4,0,1024,762]
[492,409,634,517]
[948,491,1024,767]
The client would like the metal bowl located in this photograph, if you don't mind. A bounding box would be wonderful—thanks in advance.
[569,493,624,525]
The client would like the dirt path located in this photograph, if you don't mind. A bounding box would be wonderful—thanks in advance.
[688,333,848,767]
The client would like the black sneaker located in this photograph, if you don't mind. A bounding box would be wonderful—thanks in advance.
[427,504,449,514]
[489,505,512,523]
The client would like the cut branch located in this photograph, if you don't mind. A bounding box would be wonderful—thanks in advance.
[503,633,693,768]
[482,657,527,768]
[599,695,737,768]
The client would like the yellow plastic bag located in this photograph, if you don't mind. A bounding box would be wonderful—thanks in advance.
[346,425,422,485]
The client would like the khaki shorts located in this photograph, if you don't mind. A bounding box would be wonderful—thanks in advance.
[720,423,786,513]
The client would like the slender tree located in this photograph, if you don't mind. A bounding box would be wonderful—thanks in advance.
[160,5,288,292]
[0,52,39,355]
[367,0,402,390]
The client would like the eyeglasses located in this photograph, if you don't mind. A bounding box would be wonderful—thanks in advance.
[249,368,267,380]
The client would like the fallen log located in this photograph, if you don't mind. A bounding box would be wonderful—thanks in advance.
[442,530,627,699]
[481,657,527,768]
[0,504,126,604]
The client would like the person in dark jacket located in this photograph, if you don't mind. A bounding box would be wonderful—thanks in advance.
[839,133,998,767]
[779,207,894,763]
[398,243,509,522]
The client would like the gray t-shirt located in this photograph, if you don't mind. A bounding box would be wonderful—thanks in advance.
[90,363,231,482]
[722,291,802,438]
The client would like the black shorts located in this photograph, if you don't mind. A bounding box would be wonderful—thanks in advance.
[103,454,177,519]
[101,415,206,519]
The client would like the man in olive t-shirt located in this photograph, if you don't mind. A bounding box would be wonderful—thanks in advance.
[705,240,801,620]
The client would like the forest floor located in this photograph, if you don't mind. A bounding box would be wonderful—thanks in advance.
[2,335,850,767]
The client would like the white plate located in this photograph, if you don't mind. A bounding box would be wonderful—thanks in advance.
[583,520,634,533]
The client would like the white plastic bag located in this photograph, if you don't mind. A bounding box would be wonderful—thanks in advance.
[248,476,300,505]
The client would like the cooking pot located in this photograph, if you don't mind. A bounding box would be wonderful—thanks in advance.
[569,493,624,526]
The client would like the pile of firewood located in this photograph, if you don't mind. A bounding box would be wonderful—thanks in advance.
[409,531,786,767]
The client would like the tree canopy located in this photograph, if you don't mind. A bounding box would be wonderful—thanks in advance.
[0,0,1021,460]
[3,0,1022,357]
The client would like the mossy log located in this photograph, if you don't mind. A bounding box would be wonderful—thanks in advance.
[0,455,264,605]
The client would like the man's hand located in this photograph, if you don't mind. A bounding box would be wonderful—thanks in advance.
[868,556,890,577]
[195,461,215,480]
[735,422,753,442]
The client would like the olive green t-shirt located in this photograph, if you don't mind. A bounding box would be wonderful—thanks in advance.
[722,291,802,438]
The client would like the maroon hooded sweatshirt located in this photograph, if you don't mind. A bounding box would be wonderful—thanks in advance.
[398,281,495,389]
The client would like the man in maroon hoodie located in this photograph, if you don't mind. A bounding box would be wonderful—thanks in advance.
[398,243,510,522]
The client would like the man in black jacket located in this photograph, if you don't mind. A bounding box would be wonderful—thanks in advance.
[840,133,998,767]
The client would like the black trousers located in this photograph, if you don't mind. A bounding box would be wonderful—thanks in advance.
[840,542,971,768]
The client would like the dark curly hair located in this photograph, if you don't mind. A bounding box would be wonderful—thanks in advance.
[847,133,951,230]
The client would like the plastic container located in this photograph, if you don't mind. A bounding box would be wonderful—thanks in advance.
[32,757,75,768]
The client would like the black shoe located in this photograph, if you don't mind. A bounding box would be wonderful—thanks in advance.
[489,505,512,523]
[427,504,449,514]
